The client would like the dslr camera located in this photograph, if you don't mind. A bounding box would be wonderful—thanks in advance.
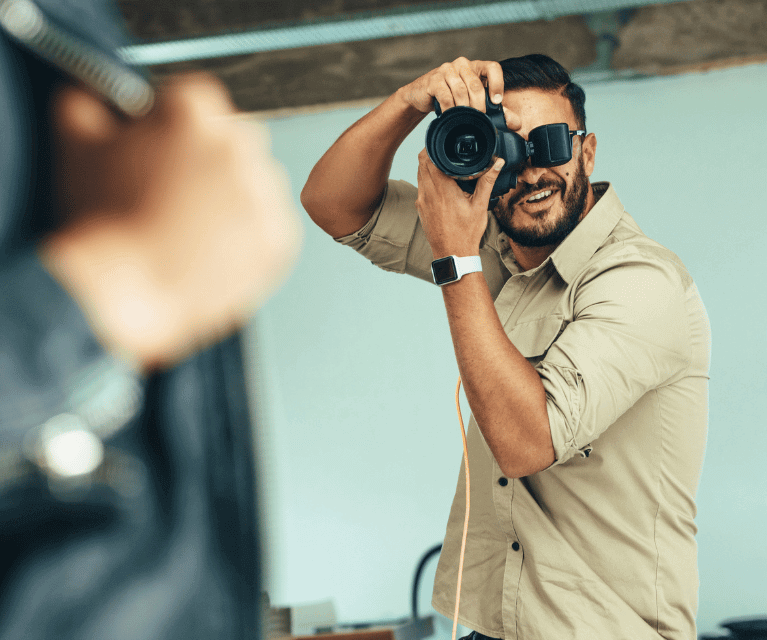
[425,90,584,203]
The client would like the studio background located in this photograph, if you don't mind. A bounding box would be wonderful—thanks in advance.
[242,60,767,638]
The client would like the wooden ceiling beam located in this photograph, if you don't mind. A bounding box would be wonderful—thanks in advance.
[117,0,767,112]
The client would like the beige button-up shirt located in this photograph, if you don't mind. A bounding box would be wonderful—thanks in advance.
[336,180,710,640]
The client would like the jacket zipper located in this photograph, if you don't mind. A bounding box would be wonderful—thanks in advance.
[0,0,153,117]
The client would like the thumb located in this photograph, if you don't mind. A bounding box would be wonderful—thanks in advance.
[473,158,505,206]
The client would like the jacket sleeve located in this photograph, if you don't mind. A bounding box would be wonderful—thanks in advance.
[0,250,143,480]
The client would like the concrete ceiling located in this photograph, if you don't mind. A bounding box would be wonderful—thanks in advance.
[116,0,767,113]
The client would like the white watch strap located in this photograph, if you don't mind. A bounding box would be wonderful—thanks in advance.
[454,255,482,279]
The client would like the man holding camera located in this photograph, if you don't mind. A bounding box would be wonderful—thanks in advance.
[301,54,709,640]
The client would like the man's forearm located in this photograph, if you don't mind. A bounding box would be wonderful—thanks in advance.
[441,273,555,478]
[301,88,427,238]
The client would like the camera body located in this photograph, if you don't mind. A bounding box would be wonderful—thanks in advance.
[425,90,576,202]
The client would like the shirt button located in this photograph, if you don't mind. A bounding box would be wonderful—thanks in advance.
[512,542,520,551]
[498,477,508,486]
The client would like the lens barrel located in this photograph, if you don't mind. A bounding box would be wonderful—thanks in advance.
[425,106,497,179]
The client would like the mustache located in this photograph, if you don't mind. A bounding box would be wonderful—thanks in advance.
[511,178,566,205]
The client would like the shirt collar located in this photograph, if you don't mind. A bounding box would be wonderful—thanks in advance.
[549,182,624,284]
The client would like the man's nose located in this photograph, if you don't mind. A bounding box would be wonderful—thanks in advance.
[517,162,547,187]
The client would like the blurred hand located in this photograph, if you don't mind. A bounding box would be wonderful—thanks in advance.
[416,149,504,259]
[40,73,302,371]
[398,57,521,130]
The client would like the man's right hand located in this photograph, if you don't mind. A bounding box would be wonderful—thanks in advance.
[398,57,507,115]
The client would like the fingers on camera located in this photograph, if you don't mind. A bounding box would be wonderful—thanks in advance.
[479,61,505,104]
[434,59,504,112]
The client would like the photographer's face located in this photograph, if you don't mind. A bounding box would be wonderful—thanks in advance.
[493,89,596,249]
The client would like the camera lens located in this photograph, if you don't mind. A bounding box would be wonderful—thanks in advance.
[425,107,496,177]
[456,136,477,158]
[449,128,485,166]
[442,121,491,170]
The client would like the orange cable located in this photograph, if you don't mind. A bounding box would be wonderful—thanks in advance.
[452,376,470,640]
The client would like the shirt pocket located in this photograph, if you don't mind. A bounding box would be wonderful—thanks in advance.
[507,315,565,365]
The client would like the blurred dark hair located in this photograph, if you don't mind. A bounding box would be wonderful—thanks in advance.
[498,54,586,131]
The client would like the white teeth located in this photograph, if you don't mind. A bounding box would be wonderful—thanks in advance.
[527,190,553,202]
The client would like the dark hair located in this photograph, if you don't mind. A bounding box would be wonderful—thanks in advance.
[498,54,586,131]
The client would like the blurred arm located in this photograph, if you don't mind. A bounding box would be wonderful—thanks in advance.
[39,73,302,372]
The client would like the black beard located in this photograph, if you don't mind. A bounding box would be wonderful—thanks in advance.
[493,155,589,248]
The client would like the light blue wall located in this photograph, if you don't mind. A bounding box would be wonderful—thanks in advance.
[245,61,767,638]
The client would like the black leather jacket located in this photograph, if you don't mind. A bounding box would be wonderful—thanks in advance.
[0,1,260,638]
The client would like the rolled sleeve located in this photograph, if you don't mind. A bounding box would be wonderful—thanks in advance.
[537,248,693,466]
[538,361,585,465]
[335,179,434,281]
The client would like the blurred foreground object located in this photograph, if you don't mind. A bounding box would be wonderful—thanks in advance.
[41,72,302,371]
[699,616,767,639]
[0,0,301,638]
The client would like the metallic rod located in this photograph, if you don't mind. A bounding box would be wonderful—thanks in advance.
[118,0,684,65]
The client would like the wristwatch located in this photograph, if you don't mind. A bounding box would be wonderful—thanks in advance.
[431,255,483,286]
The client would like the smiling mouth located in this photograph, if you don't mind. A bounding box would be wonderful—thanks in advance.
[526,189,553,203]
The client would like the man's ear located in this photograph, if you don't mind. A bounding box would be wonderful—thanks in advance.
[52,83,120,143]
[582,132,597,178]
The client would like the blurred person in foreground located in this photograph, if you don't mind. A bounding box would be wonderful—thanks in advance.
[301,54,710,640]
[0,0,301,638]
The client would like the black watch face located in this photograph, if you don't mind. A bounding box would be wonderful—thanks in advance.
[432,256,458,284]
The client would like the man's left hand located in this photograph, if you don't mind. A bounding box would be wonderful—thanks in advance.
[415,149,504,258]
